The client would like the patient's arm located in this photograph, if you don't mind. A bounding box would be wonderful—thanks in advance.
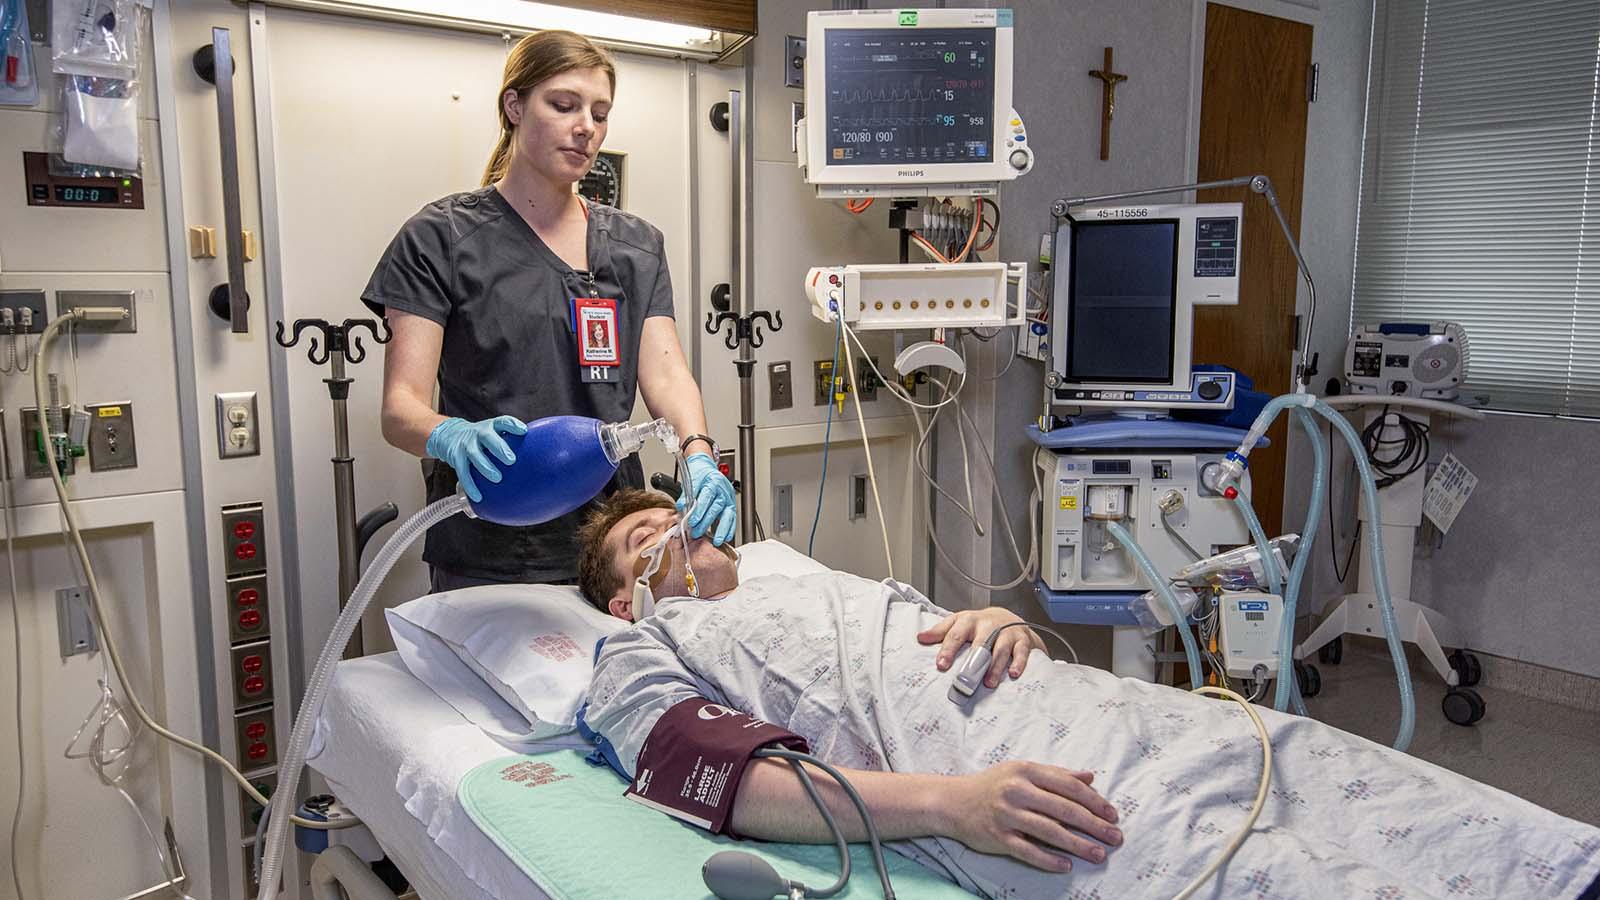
[731,758,1122,871]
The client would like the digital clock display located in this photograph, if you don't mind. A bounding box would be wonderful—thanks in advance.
[54,186,120,204]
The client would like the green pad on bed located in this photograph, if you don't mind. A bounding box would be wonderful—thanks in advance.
[459,750,973,899]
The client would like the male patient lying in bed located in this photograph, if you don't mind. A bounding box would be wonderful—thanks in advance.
[575,489,1600,900]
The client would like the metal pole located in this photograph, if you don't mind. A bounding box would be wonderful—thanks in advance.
[327,350,362,658]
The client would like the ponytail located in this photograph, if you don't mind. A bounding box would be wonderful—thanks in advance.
[482,130,514,187]
[481,31,616,187]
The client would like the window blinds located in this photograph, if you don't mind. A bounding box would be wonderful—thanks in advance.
[1353,0,1600,417]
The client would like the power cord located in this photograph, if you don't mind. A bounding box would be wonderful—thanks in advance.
[1360,406,1429,489]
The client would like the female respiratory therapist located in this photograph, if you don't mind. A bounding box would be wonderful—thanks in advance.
[363,31,734,592]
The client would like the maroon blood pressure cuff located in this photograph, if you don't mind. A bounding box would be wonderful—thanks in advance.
[624,698,808,835]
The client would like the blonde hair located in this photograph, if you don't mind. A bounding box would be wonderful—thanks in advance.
[481,30,617,187]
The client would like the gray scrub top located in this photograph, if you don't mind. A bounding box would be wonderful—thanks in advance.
[362,186,675,583]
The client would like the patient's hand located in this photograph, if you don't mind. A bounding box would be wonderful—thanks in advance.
[919,608,1047,688]
[943,761,1122,871]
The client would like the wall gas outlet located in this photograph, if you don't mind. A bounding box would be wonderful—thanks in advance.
[241,770,276,838]
[20,407,76,479]
[768,361,793,410]
[855,357,881,401]
[85,402,138,471]
[814,359,847,406]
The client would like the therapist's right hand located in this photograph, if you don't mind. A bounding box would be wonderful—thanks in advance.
[425,416,527,503]
[944,760,1122,872]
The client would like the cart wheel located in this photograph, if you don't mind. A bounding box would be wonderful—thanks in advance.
[1448,650,1482,687]
[1442,687,1486,726]
[1318,636,1344,666]
[1295,661,1321,698]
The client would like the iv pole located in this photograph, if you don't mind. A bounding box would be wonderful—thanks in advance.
[275,317,399,657]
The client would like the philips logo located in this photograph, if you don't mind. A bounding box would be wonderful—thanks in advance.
[897,169,926,178]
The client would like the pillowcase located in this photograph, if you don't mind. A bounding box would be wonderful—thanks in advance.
[386,584,626,747]
[386,539,832,747]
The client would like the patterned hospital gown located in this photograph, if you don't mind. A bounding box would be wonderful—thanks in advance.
[581,572,1600,899]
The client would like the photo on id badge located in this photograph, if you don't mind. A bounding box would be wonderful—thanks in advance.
[576,298,619,369]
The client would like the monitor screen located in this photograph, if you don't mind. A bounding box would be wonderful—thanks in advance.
[1066,220,1179,383]
[824,27,996,167]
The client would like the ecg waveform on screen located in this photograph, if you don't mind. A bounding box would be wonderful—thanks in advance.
[830,87,942,105]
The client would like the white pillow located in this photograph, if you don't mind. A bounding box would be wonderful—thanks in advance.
[386,540,829,747]
[386,584,626,747]
[736,539,833,579]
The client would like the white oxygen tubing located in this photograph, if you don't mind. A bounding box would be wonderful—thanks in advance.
[839,335,896,580]
[1173,686,1271,900]
[4,431,27,900]
[256,493,469,899]
[28,311,357,831]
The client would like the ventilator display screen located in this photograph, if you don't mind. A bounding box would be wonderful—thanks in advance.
[824,28,995,166]
[1066,221,1179,384]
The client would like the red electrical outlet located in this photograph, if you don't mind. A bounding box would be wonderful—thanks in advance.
[233,706,277,770]
[231,640,273,706]
[226,574,270,643]
[221,503,266,578]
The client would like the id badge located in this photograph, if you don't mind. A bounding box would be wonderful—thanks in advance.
[575,297,620,383]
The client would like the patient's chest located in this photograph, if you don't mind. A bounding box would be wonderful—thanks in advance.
[654,573,949,764]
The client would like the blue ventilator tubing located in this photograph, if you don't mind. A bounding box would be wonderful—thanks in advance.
[1221,394,1415,752]
[1272,409,1327,716]
[1231,485,1308,716]
[468,415,620,526]
[1108,520,1204,690]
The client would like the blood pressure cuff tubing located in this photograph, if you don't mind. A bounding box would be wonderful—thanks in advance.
[623,697,809,835]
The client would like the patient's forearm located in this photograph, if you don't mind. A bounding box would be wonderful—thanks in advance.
[728,758,947,843]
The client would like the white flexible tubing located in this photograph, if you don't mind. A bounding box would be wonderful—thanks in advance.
[840,339,896,581]
[1171,686,1271,900]
[30,312,352,830]
[257,493,468,899]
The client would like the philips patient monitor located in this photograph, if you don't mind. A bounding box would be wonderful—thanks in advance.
[797,8,1034,198]
[1047,203,1244,411]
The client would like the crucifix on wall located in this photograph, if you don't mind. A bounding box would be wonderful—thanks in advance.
[1088,47,1128,161]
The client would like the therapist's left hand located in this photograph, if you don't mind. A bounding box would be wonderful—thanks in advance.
[679,452,737,546]
[920,608,1047,688]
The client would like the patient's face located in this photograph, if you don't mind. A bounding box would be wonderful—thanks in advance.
[603,507,739,620]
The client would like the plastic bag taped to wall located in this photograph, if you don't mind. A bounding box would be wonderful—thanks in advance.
[1,0,42,107]
[58,74,140,172]
[52,0,144,79]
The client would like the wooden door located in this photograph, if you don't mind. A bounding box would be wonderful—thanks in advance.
[1196,3,1313,535]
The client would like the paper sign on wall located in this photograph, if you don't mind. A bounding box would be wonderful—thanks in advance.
[1423,452,1478,534]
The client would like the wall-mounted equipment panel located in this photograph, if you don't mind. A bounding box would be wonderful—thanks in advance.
[85,402,139,471]
[23,152,145,209]
[57,290,138,333]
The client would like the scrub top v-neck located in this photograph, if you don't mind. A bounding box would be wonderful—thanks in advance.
[362,185,676,583]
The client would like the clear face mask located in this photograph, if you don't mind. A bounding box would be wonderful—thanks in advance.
[630,520,698,621]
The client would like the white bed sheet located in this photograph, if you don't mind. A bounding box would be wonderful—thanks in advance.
[309,651,590,900]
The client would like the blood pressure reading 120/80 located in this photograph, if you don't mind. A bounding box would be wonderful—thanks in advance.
[825,28,996,166]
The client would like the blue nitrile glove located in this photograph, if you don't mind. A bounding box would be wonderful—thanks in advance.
[425,416,527,503]
[678,452,737,546]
